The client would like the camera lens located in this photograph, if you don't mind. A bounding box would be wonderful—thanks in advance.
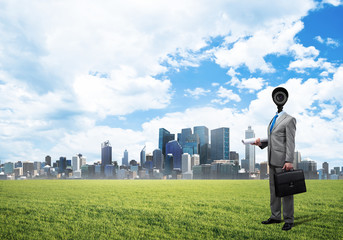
[273,91,287,105]
[276,94,284,102]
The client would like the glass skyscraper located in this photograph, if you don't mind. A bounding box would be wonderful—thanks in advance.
[194,126,209,164]
[153,149,163,170]
[211,127,230,161]
[59,157,67,173]
[45,155,51,166]
[140,146,146,167]
[183,133,199,156]
[245,126,255,172]
[159,128,175,158]
[122,149,129,166]
[164,154,174,175]
[179,128,192,147]
[166,140,183,170]
[101,140,112,167]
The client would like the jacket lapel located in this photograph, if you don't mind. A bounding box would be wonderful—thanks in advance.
[272,113,288,132]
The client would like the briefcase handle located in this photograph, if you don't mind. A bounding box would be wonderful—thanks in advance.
[282,168,294,172]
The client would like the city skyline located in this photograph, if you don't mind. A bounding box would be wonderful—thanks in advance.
[0,123,340,169]
[0,1,342,168]
[1,123,342,180]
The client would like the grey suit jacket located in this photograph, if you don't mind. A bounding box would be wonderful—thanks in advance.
[260,112,296,167]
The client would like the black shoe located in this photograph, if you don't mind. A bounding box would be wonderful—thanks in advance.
[282,223,294,231]
[261,218,282,224]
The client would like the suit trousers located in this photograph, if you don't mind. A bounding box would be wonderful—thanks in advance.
[269,166,294,223]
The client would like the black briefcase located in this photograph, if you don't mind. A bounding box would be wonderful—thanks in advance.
[274,169,306,197]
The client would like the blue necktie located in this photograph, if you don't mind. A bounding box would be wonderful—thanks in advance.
[270,114,279,133]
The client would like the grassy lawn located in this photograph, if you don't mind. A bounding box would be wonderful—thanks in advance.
[0,180,342,239]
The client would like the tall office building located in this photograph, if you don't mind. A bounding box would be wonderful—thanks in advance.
[80,155,87,167]
[101,141,112,167]
[322,162,329,176]
[23,161,34,176]
[181,153,191,173]
[211,127,230,161]
[164,154,174,175]
[298,158,317,179]
[45,155,51,166]
[179,128,192,147]
[194,126,210,164]
[72,155,80,172]
[122,149,129,166]
[334,167,340,175]
[34,162,41,172]
[140,146,146,167]
[229,151,239,161]
[245,126,255,172]
[153,149,163,170]
[229,151,239,166]
[4,162,14,174]
[241,159,249,172]
[183,133,200,156]
[260,161,269,179]
[145,153,153,169]
[191,154,200,169]
[59,157,67,173]
[166,140,183,170]
[15,161,23,168]
[294,151,301,169]
[159,128,175,158]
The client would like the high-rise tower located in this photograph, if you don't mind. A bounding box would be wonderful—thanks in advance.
[211,127,230,161]
[159,128,175,158]
[245,126,255,172]
[122,149,129,166]
[166,140,183,170]
[194,126,209,164]
[101,140,112,167]
[140,146,146,167]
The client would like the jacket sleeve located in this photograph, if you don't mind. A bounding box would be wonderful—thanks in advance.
[285,117,296,163]
[259,141,268,149]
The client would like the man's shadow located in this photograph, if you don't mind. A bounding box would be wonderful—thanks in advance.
[295,214,321,226]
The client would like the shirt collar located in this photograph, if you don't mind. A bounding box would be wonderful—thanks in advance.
[277,111,285,117]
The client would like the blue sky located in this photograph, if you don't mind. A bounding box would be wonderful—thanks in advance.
[0,0,342,169]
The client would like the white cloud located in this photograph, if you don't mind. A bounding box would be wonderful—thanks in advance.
[184,87,210,99]
[228,77,265,93]
[315,36,325,43]
[227,68,240,78]
[315,36,340,47]
[326,37,340,47]
[289,44,319,59]
[319,103,337,119]
[74,67,172,118]
[213,20,306,72]
[211,82,220,87]
[212,86,241,105]
[288,57,336,73]
[321,0,343,7]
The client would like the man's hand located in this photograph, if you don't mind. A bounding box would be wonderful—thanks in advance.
[251,138,262,146]
[282,162,293,171]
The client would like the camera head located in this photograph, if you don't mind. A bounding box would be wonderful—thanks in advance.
[272,87,288,113]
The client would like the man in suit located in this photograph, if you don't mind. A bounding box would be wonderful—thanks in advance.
[252,87,296,231]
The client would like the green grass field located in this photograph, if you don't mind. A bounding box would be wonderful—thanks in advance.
[0,180,342,239]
